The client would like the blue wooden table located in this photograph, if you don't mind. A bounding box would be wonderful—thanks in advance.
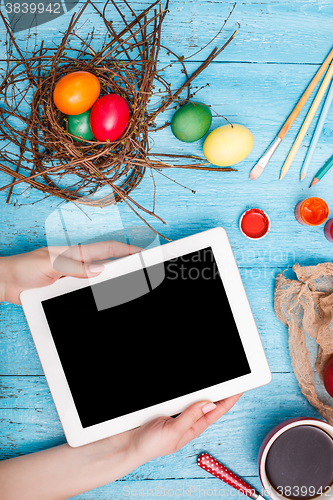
[1,0,333,498]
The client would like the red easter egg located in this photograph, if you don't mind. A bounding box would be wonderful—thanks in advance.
[324,356,333,398]
[90,94,129,142]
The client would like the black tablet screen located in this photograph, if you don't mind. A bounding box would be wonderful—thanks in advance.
[42,247,251,428]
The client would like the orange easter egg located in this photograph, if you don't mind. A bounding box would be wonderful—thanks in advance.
[53,71,100,115]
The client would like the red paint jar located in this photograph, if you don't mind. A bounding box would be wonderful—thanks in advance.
[324,219,333,242]
[294,197,329,226]
[239,208,270,239]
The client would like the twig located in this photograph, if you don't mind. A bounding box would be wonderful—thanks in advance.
[0,0,238,238]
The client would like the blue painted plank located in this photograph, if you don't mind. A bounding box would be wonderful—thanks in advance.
[0,1,332,64]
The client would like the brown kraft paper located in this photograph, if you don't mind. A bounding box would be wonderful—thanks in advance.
[274,262,333,424]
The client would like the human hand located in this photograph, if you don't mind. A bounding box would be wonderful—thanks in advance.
[0,394,242,500]
[0,241,142,305]
[125,394,242,464]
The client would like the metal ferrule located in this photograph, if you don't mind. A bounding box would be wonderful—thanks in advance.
[257,136,282,169]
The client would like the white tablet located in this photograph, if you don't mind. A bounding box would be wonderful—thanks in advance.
[20,227,271,447]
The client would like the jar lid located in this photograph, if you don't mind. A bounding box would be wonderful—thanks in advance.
[239,208,271,239]
[299,197,329,226]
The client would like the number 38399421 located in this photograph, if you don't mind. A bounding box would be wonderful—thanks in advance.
[5,3,61,14]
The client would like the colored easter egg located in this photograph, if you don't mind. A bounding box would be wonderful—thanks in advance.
[90,94,129,142]
[53,71,100,115]
[203,124,254,166]
[68,109,94,142]
[171,102,212,142]
[324,357,333,398]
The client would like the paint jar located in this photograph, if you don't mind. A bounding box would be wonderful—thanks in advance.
[324,219,333,242]
[239,208,270,239]
[258,418,333,500]
[294,197,329,226]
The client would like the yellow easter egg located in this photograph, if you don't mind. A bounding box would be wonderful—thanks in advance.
[203,124,254,166]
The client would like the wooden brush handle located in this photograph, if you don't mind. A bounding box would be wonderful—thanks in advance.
[197,453,256,498]
[278,45,333,140]
[279,60,333,180]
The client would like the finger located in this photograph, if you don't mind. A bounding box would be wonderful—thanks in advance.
[171,400,216,437]
[175,394,242,450]
[51,240,143,264]
[173,393,242,435]
[51,255,105,279]
[214,393,243,415]
[50,241,143,278]
[197,393,243,428]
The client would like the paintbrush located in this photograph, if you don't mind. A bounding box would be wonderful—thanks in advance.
[280,60,333,180]
[249,44,333,180]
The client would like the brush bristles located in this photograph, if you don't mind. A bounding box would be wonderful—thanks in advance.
[249,164,264,180]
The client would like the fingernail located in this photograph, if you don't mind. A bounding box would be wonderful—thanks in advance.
[88,264,104,273]
[202,402,216,414]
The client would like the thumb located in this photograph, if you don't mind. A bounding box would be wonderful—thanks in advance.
[51,254,105,279]
[172,401,216,437]
[169,396,242,451]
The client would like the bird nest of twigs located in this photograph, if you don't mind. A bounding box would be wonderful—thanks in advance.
[0,0,238,237]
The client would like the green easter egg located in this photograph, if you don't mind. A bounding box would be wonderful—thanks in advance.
[171,102,212,142]
[68,109,94,142]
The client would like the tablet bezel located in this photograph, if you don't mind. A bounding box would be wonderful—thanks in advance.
[20,227,271,447]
